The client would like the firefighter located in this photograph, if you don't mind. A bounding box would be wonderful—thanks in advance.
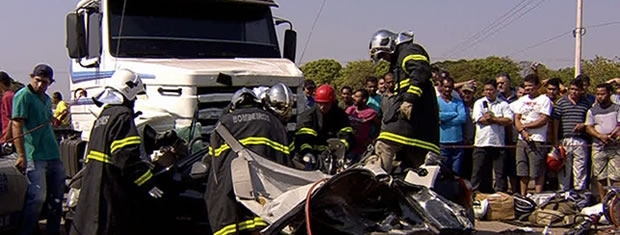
[205,88,290,235]
[263,83,296,153]
[70,69,163,235]
[263,83,295,124]
[294,84,354,170]
[367,29,439,172]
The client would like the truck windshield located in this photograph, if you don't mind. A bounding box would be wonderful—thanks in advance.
[108,0,281,59]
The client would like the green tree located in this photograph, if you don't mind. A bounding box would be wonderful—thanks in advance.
[581,56,620,85]
[299,59,342,85]
[333,60,389,89]
[435,56,522,87]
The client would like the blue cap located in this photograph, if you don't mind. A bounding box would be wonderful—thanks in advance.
[31,64,54,81]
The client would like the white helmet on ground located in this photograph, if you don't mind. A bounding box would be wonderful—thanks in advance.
[93,69,146,106]
[264,83,295,120]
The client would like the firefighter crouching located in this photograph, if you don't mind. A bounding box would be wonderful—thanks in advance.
[294,84,354,170]
[366,30,440,172]
[205,88,291,235]
[70,69,164,235]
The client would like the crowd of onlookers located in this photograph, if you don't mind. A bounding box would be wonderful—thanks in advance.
[302,66,620,201]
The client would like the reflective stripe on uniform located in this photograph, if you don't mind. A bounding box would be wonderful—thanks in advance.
[378,131,440,154]
[399,78,410,88]
[212,137,290,157]
[134,170,153,186]
[288,141,295,152]
[85,150,112,164]
[314,145,329,152]
[338,127,353,133]
[300,143,313,152]
[214,217,268,235]
[407,85,422,96]
[295,127,318,136]
[110,136,141,153]
[340,139,349,149]
[401,54,429,75]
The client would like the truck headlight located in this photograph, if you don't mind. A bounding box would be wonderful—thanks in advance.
[66,188,81,208]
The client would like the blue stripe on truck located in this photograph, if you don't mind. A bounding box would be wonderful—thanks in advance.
[71,71,155,83]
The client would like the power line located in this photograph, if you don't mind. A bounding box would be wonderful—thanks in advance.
[441,0,531,57]
[508,21,620,57]
[299,0,327,64]
[508,31,571,56]
[451,0,546,57]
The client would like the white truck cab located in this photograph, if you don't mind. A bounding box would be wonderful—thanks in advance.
[65,0,305,141]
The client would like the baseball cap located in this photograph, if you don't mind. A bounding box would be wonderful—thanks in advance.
[31,64,54,82]
[461,83,475,92]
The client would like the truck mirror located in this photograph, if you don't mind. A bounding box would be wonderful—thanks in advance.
[66,12,87,59]
[283,29,297,62]
[87,13,102,59]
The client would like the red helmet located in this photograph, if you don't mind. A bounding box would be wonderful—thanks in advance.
[314,84,336,103]
[546,145,566,172]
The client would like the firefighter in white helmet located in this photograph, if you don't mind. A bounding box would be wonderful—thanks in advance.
[71,68,163,235]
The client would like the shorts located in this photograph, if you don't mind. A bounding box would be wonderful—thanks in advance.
[516,140,547,178]
[592,146,620,181]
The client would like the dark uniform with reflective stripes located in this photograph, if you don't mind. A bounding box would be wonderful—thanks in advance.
[71,105,155,235]
[206,106,290,235]
[295,105,354,158]
[376,41,439,170]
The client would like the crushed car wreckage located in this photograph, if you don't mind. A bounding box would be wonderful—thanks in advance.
[212,123,474,235]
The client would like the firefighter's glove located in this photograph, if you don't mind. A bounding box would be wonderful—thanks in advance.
[399,101,413,120]
[302,153,316,170]
[148,186,164,199]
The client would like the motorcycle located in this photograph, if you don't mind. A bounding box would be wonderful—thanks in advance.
[64,125,211,234]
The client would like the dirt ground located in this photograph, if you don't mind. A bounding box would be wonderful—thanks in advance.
[475,220,618,234]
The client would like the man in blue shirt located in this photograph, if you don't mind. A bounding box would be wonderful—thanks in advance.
[437,77,467,175]
[303,79,316,108]
[13,64,65,235]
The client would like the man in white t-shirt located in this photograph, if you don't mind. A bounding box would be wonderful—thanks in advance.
[471,79,513,193]
[513,74,553,195]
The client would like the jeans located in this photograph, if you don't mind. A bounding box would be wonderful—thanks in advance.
[440,142,464,176]
[558,137,590,191]
[20,159,65,235]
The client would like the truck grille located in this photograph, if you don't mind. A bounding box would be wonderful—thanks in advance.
[196,86,301,136]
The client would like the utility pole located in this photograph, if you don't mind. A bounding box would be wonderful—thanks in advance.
[574,0,584,77]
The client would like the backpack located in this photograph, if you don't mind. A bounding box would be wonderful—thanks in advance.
[528,195,580,227]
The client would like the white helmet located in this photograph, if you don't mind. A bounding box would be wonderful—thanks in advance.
[369,30,415,63]
[230,87,261,110]
[93,69,145,106]
[264,83,295,120]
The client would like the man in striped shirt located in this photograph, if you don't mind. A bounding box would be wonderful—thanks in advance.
[551,78,594,191]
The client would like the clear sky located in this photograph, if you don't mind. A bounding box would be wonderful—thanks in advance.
[1,0,619,97]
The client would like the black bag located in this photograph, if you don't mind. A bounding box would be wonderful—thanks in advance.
[59,138,87,178]
[513,193,537,221]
